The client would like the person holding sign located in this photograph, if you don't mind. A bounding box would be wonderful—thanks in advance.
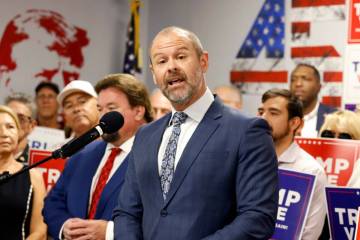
[258,88,327,240]
[0,105,47,239]
[319,110,360,188]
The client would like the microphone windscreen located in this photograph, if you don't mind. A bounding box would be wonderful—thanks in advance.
[99,111,124,134]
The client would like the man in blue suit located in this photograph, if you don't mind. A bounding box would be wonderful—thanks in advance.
[112,26,278,240]
[43,74,153,239]
[290,63,336,137]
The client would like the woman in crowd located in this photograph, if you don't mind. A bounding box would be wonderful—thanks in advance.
[0,105,47,239]
[318,110,360,239]
[319,109,360,140]
[319,109,360,187]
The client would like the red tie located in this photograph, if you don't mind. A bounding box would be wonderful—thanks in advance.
[88,147,121,219]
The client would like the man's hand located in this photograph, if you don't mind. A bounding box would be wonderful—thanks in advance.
[63,218,108,240]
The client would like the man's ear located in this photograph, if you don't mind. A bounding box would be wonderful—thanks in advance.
[149,63,157,85]
[199,52,209,73]
[133,105,146,121]
[290,117,303,136]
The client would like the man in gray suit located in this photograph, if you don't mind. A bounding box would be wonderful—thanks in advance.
[113,26,278,240]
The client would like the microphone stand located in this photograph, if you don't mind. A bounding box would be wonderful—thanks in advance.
[0,150,63,185]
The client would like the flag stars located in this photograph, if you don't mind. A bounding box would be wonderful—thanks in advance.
[269,38,274,46]
[128,54,135,61]
[263,27,269,35]
[258,17,264,25]
[265,3,271,11]
[269,16,274,23]
[274,4,281,12]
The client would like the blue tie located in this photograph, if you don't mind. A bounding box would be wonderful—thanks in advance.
[160,112,188,200]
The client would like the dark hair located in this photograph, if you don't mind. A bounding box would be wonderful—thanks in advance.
[35,81,60,95]
[294,63,321,82]
[95,73,153,123]
[262,88,303,119]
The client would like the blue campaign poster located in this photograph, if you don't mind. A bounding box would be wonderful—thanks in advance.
[271,168,316,240]
[326,187,360,240]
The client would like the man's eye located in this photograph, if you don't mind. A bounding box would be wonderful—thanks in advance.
[156,59,166,64]
[178,55,186,59]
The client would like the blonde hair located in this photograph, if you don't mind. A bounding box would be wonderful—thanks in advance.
[320,110,360,140]
[0,105,21,130]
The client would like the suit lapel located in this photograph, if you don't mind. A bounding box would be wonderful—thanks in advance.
[73,141,106,217]
[164,100,223,206]
[95,156,129,218]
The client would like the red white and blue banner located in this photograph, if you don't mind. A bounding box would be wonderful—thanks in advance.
[326,187,360,240]
[232,0,346,108]
[271,168,316,240]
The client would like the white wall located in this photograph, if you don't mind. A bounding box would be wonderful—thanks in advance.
[144,0,261,91]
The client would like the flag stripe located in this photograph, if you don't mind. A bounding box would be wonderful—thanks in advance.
[291,46,340,58]
[322,96,341,108]
[292,0,345,8]
[323,71,342,82]
[292,21,310,34]
[231,71,288,83]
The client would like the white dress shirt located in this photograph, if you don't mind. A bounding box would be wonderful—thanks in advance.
[301,102,319,138]
[278,142,327,240]
[60,137,134,240]
[157,88,214,174]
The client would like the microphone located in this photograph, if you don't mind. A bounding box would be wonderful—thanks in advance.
[52,111,124,159]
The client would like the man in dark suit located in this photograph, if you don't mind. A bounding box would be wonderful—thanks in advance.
[43,74,152,239]
[112,26,278,240]
[290,63,336,137]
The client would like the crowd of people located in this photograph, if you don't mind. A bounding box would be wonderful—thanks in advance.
[0,26,359,239]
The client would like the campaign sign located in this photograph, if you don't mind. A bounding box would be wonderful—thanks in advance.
[356,207,360,240]
[29,149,65,192]
[28,126,65,151]
[271,169,316,240]
[349,0,360,43]
[296,138,359,186]
[326,187,360,240]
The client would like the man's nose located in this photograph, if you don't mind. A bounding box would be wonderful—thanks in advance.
[167,59,178,73]
[293,78,303,86]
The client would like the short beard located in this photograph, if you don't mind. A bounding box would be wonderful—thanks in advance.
[102,132,120,143]
[164,86,194,105]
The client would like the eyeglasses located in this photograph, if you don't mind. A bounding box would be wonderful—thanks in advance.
[320,130,353,140]
[17,113,32,125]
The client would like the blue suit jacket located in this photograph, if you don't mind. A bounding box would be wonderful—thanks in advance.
[316,103,337,131]
[113,99,278,240]
[43,140,129,239]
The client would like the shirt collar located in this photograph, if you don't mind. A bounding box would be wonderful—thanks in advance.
[278,142,299,163]
[168,87,214,125]
[304,101,319,121]
[105,136,134,154]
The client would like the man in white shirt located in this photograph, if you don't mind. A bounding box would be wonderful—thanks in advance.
[43,73,152,239]
[290,63,336,137]
[258,88,327,240]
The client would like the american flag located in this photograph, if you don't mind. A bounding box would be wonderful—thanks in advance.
[231,0,346,107]
[123,0,142,75]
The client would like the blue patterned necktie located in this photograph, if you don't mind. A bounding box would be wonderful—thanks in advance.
[160,111,188,200]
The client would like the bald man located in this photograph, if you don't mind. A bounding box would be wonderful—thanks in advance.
[213,85,242,110]
[150,89,172,120]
